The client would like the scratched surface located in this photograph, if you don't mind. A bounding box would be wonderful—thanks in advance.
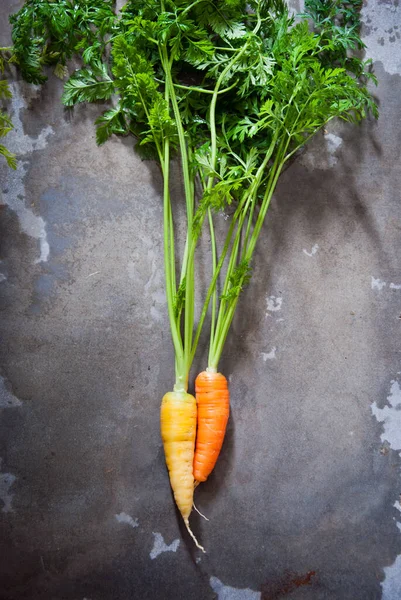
[1,2,401,599]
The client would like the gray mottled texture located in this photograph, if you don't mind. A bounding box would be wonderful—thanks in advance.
[1,2,400,599]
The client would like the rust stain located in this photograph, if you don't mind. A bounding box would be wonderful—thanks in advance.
[261,570,317,599]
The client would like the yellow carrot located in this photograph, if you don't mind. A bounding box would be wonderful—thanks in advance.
[160,391,205,551]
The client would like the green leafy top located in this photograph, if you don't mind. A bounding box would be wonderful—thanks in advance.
[10,0,376,160]
[9,0,378,374]
[10,0,116,84]
[0,49,16,169]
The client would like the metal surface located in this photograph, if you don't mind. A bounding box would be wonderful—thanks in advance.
[1,2,400,598]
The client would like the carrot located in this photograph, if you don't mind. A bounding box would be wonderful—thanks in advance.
[193,369,230,483]
[161,391,205,551]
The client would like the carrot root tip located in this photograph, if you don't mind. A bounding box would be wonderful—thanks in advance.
[193,502,209,521]
[184,518,206,553]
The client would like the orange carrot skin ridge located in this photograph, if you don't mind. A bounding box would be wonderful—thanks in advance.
[194,371,230,483]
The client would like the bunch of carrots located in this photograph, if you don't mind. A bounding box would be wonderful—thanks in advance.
[8,0,377,550]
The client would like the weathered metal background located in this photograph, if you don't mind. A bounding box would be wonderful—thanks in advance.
[1,2,400,598]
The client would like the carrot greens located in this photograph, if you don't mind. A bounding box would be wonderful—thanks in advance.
[0,49,16,169]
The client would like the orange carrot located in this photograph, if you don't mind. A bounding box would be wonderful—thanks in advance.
[193,369,230,483]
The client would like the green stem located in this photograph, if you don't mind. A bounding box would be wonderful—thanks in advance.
[206,8,262,194]
[172,80,239,96]
[208,207,217,354]
[162,50,193,222]
[210,211,242,356]
[167,32,262,369]
[162,1,264,378]
[184,166,196,374]
[160,45,187,391]
[191,205,240,364]
[180,0,208,17]
[197,9,264,366]
[162,44,197,383]
[209,196,251,363]
[245,140,289,261]
[208,135,279,363]
[163,136,184,381]
[243,132,280,252]
[209,295,239,371]
[168,200,176,297]
[208,94,306,369]
[194,18,262,364]
[208,136,290,369]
